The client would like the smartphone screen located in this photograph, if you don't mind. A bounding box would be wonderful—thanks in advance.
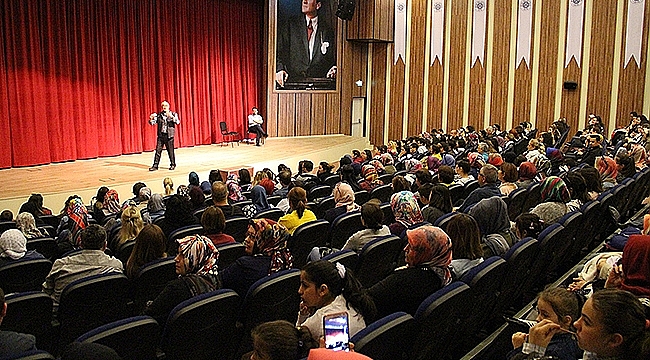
[323,312,350,352]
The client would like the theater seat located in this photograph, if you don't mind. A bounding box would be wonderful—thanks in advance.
[76,316,160,360]
[351,312,415,360]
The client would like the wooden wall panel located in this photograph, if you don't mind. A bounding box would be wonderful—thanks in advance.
[489,0,513,130]
[370,44,388,145]
[560,60,582,132]
[277,93,296,136]
[406,0,427,136]
[295,94,312,136]
[616,0,649,128]
[447,0,470,131]
[388,59,406,140]
[311,93,327,134]
[535,1,561,133]
[585,0,617,133]
[428,59,444,131]
[267,88,278,137]
[325,93,341,134]
[468,65,486,131]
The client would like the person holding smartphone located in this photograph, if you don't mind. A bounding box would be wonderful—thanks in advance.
[297,260,376,342]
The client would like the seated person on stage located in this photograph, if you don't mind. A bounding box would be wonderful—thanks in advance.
[220,218,293,297]
[211,182,244,219]
[248,107,268,146]
[0,287,38,358]
[42,224,123,308]
[368,225,452,318]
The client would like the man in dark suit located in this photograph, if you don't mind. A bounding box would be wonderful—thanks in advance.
[149,100,180,171]
[275,0,337,89]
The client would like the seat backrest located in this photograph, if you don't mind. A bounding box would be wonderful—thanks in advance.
[0,258,52,294]
[499,237,540,315]
[5,350,55,360]
[507,187,528,220]
[377,173,393,185]
[25,237,58,261]
[316,196,336,219]
[411,282,472,359]
[219,121,228,133]
[131,257,176,313]
[308,185,332,201]
[39,214,61,228]
[433,212,457,232]
[254,208,284,222]
[162,289,241,360]
[167,224,204,255]
[522,183,542,213]
[0,220,17,234]
[1,291,53,339]
[77,316,160,360]
[152,215,166,227]
[323,174,341,187]
[238,269,301,357]
[463,180,479,198]
[370,184,392,203]
[116,239,136,265]
[448,183,465,205]
[379,202,394,225]
[322,249,359,270]
[288,219,330,269]
[58,272,130,346]
[216,242,246,270]
[351,312,415,360]
[224,216,250,242]
[330,212,364,249]
[266,195,283,206]
[354,190,371,205]
[356,235,403,288]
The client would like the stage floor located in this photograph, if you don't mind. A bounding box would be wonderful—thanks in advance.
[0,135,370,214]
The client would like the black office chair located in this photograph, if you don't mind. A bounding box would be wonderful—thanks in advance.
[219,121,240,147]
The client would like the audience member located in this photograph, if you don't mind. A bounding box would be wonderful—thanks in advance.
[458,164,500,212]
[250,320,318,360]
[146,193,166,221]
[514,213,545,240]
[15,212,43,239]
[368,225,452,317]
[125,224,167,278]
[242,185,273,218]
[516,162,537,189]
[115,205,144,249]
[323,182,360,224]
[297,260,376,342]
[211,182,244,218]
[220,218,292,297]
[279,187,316,234]
[43,224,123,306]
[388,191,424,236]
[455,160,475,185]
[531,176,570,225]
[468,196,513,256]
[499,162,519,195]
[201,206,235,246]
[160,195,198,253]
[163,177,174,196]
[579,166,604,200]
[341,200,390,253]
[226,174,246,203]
[422,184,452,224]
[0,229,44,267]
[144,234,220,324]
[445,213,484,279]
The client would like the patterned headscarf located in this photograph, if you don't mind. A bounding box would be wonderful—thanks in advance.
[66,197,88,239]
[487,153,504,167]
[139,187,152,201]
[404,159,422,174]
[15,212,43,239]
[546,148,564,163]
[103,190,121,214]
[362,165,382,186]
[405,225,453,285]
[467,152,485,169]
[629,144,648,169]
[177,235,220,277]
[380,153,394,166]
[427,156,442,172]
[251,185,271,213]
[246,219,293,275]
[540,176,571,203]
[619,235,650,296]
[596,156,618,181]
[147,193,165,213]
[390,191,424,228]
[332,182,360,212]
[518,162,537,181]
[226,174,246,202]
[0,229,28,259]
[369,159,385,174]
[177,185,190,198]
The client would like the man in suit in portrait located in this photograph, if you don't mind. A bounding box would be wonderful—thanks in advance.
[275,0,337,89]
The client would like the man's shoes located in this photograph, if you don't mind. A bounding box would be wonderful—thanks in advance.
[255,144,261,147]
[169,165,176,170]
[149,166,158,171]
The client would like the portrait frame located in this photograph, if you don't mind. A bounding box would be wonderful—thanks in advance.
[271,0,340,92]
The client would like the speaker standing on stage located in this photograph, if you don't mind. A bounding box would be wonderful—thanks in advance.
[248,107,268,147]
[149,100,180,171]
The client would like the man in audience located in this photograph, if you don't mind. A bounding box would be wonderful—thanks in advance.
[211,181,244,218]
[458,164,500,212]
[0,287,37,358]
[275,171,293,198]
[580,133,604,166]
[42,224,123,307]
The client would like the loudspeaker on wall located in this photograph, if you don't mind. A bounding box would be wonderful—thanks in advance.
[336,0,356,21]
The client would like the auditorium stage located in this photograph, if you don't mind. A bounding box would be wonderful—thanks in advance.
[0,135,370,214]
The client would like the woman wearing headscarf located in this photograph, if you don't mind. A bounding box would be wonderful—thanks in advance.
[323,182,361,224]
[629,142,648,169]
[0,229,45,267]
[380,153,397,174]
[516,162,537,189]
[596,156,618,190]
[242,185,273,218]
[388,191,424,236]
[160,195,199,253]
[359,164,383,192]
[15,212,44,239]
[426,156,442,174]
[466,152,485,179]
[146,193,166,222]
[368,159,385,176]
[603,234,650,297]
[220,218,293,297]
[144,234,220,325]
[368,225,452,317]
[56,195,89,253]
[188,185,206,211]
[188,171,200,188]
[467,196,513,256]
[546,147,564,175]
[531,176,571,225]
[226,174,246,203]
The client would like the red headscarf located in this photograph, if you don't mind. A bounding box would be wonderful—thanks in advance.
[405,225,453,285]
[619,235,650,296]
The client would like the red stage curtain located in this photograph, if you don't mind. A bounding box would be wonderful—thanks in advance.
[0,0,262,168]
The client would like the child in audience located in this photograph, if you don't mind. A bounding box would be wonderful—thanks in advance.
[509,287,583,360]
[249,320,318,360]
[297,260,376,342]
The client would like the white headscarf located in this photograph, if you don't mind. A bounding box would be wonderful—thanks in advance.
[0,229,28,259]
